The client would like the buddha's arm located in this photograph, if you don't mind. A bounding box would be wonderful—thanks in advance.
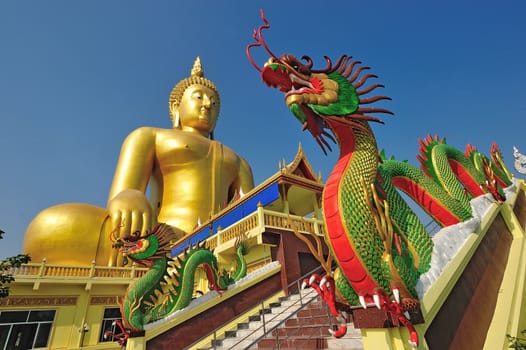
[238,157,255,195]
[107,127,157,237]
[108,127,156,200]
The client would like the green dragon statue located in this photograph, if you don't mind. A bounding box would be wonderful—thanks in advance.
[107,223,248,345]
[246,10,512,347]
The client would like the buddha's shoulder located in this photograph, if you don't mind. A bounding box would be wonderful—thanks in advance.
[126,126,176,138]
[152,128,211,148]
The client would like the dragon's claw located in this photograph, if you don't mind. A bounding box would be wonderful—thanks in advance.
[373,293,382,310]
[301,280,308,289]
[302,274,348,338]
[309,274,318,285]
[392,287,400,304]
[320,276,328,287]
[367,289,418,347]
[328,323,348,338]
[359,295,367,309]
[103,320,130,346]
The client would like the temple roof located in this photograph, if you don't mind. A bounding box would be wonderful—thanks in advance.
[171,144,324,254]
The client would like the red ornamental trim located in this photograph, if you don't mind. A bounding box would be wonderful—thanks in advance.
[0,296,78,306]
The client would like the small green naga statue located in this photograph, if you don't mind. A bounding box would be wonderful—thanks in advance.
[107,224,248,345]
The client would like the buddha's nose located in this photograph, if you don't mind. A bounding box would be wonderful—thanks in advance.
[202,95,211,109]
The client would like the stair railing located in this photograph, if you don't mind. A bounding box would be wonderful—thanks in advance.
[217,266,327,350]
[184,264,326,350]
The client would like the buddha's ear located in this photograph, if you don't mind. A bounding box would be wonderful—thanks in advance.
[169,100,177,116]
[169,101,180,128]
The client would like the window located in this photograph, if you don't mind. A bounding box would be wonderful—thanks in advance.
[99,307,122,343]
[0,310,55,349]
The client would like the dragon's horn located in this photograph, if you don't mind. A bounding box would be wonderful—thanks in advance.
[246,9,278,72]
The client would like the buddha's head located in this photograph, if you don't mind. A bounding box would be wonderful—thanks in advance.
[169,57,220,138]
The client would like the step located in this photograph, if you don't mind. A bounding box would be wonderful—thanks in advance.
[284,314,331,327]
[258,337,330,350]
[297,305,331,318]
[259,337,358,350]
[272,324,332,338]
[269,294,319,314]
[244,316,279,330]
[195,287,323,349]
[258,326,363,350]
[216,327,265,349]
[256,293,364,350]
[326,326,363,350]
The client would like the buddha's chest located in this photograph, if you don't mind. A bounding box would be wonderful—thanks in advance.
[156,131,213,166]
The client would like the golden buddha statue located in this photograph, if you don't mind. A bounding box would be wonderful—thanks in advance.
[23,57,254,266]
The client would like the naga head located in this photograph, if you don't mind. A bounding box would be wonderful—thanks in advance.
[247,10,393,154]
[111,224,179,267]
[480,157,507,204]
[246,11,341,108]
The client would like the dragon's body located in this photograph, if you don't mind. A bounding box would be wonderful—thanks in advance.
[109,224,248,341]
[247,10,512,346]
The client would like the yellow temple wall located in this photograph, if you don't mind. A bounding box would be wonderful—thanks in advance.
[2,285,124,349]
[1,265,139,349]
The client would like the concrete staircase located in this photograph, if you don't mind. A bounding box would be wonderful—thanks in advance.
[196,287,363,350]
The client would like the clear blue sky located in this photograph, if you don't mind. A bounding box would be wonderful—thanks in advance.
[1,1,525,259]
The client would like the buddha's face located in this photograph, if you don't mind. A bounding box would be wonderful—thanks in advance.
[177,84,219,135]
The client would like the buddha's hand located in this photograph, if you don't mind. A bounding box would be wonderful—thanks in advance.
[107,189,155,238]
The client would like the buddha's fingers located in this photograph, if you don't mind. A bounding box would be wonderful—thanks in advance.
[112,210,131,238]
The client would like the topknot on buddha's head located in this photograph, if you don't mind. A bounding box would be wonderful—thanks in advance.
[168,57,220,120]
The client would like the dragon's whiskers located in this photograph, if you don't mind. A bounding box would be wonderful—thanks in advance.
[325,116,376,135]
[356,107,394,116]
[360,95,392,104]
[357,83,385,96]
[354,74,378,89]
[349,65,370,83]
[336,56,353,75]
[246,9,277,73]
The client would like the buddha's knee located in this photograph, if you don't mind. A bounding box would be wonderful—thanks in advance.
[23,203,111,265]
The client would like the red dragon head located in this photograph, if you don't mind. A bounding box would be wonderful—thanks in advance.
[246,10,393,154]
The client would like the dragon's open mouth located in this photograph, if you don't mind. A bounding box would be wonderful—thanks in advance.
[288,74,316,96]
[121,239,149,255]
[261,63,319,98]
